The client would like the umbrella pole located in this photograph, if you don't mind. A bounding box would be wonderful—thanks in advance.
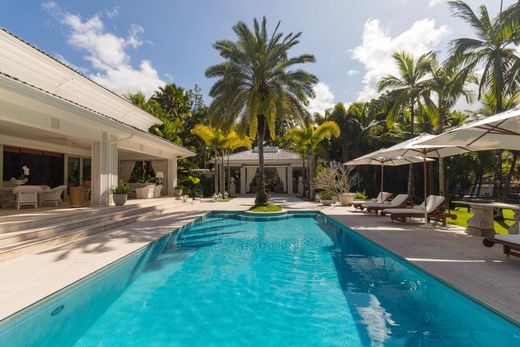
[423,155,428,225]
[380,163,384,200]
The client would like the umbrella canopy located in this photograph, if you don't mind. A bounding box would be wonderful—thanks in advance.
[345,148,434,200]
[379,133,470,159]
[377,133,469,224]
[418,108,520,151]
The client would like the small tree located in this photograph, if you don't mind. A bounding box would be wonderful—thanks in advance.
[312,162,360,195]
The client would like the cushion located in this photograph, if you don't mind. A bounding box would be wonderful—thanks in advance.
[495,234,520,245]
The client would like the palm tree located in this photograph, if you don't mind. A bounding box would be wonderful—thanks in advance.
[190,125,227,195]
[222,132,252,196]
[152,83,191,120]
[425,53,474,195]
[448,0,520,204]
[377,51,435,195]
[284,121,340,199]
[205,17,317,206]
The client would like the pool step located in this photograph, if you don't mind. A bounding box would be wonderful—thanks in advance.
[0,200,186,261]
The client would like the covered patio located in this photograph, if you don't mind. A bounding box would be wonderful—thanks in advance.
[0,28,194,209]
[219,147,304,195]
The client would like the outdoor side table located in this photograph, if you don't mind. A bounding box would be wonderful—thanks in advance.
[69,187,86,207]
[452,201,520,236]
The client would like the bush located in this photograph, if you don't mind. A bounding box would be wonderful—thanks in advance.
[112,184,131,194]
[355,191,369,200]
[320,190,336,200]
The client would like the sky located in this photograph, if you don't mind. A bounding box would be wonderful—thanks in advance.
[0,0,516,114]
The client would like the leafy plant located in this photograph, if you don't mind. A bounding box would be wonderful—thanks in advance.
[319,191,336,200]
[355,191,369,200]
[112,184,131,194]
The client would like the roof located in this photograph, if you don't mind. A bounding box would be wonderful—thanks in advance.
[226,147,301,161]
[0,27,159,132]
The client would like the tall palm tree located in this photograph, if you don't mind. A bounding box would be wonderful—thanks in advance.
[377,51,434,195]
[285,121,340,198]
[425,54,474,195]
[448,0,520,205]
[205,17,317,206]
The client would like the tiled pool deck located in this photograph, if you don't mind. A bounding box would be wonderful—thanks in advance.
[0,197,519,324]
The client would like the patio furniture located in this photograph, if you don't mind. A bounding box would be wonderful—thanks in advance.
[153,184,163,198]
[135,184,155,199]
[69,187,86,207]
[40,185,66,206]
[362,194,411,215]
[12,185,42,209]
[483,234,520,258]
[353,192,393,210]
[452,200,520,236]
[383,195,455,226]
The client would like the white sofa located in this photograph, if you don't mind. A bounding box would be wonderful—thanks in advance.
[135,184,155,199]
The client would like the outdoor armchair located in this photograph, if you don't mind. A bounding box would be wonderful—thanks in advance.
[353,192,393,210]
[135,184,155,199]
[40,185,66,206]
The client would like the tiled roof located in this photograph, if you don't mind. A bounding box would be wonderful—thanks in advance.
[227,147,301,161]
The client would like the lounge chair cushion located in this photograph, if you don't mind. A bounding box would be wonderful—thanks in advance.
[495,234,520,245]
[363,194,408,209]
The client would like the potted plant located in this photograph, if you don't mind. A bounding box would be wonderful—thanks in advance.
[312,161,361,206]
[112,184,131,206]
[173,186,183,197]
[320,190,335,206]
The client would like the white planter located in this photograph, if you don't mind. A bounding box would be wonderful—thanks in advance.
[321,199,334,206]
[113,194,127,206]
[339,193,356,206]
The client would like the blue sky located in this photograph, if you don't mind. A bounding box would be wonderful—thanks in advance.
[0,0,515,113]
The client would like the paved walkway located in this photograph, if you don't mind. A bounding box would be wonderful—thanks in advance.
[0,197,519,324]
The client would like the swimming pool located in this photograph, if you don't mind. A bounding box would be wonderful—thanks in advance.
[1,211,518,346]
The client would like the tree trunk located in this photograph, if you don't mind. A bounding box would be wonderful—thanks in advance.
[255,114,269,206]
[227,152,231,197]
[438,95,445,196]
[302,155,307,197]
[214,149,219,194]
[221,154,225,195]
[502,151,518,200]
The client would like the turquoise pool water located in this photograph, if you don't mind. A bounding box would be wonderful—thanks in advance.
[1,212,519,346]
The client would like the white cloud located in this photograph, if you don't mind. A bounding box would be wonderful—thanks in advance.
[307,82,336,115]
[347,69,360,76]
[352,18,450,101]
[429,0,445,7]
[105,7,119,18]
[53,53,89,73]
[43,2,164,97]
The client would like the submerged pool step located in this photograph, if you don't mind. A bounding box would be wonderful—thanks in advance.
[0,200,186,261]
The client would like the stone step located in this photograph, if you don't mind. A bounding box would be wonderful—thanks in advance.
[0,198,178,233]
[0,200,185,261]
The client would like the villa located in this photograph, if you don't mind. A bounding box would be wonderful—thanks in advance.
[0,28,194,207]
[1,1,520,346]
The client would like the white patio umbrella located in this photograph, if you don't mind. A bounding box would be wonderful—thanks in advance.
[344,148,434,201]
[379,133,470,224]
[419,108,520,150]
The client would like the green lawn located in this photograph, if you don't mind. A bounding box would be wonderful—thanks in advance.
[447,207,515,235]
[249,204,283,212]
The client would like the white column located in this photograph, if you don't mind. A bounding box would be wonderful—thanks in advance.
[167,156,178,196]
[287,166,293,194]
[240,166,246,195]
[91,132,117,206]
[0,144,3,188]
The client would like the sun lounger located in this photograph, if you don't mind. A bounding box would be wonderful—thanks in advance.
[353,192,393,210]
[383,195,456,226]
[483,234,520,258]
[362,194,411,215]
